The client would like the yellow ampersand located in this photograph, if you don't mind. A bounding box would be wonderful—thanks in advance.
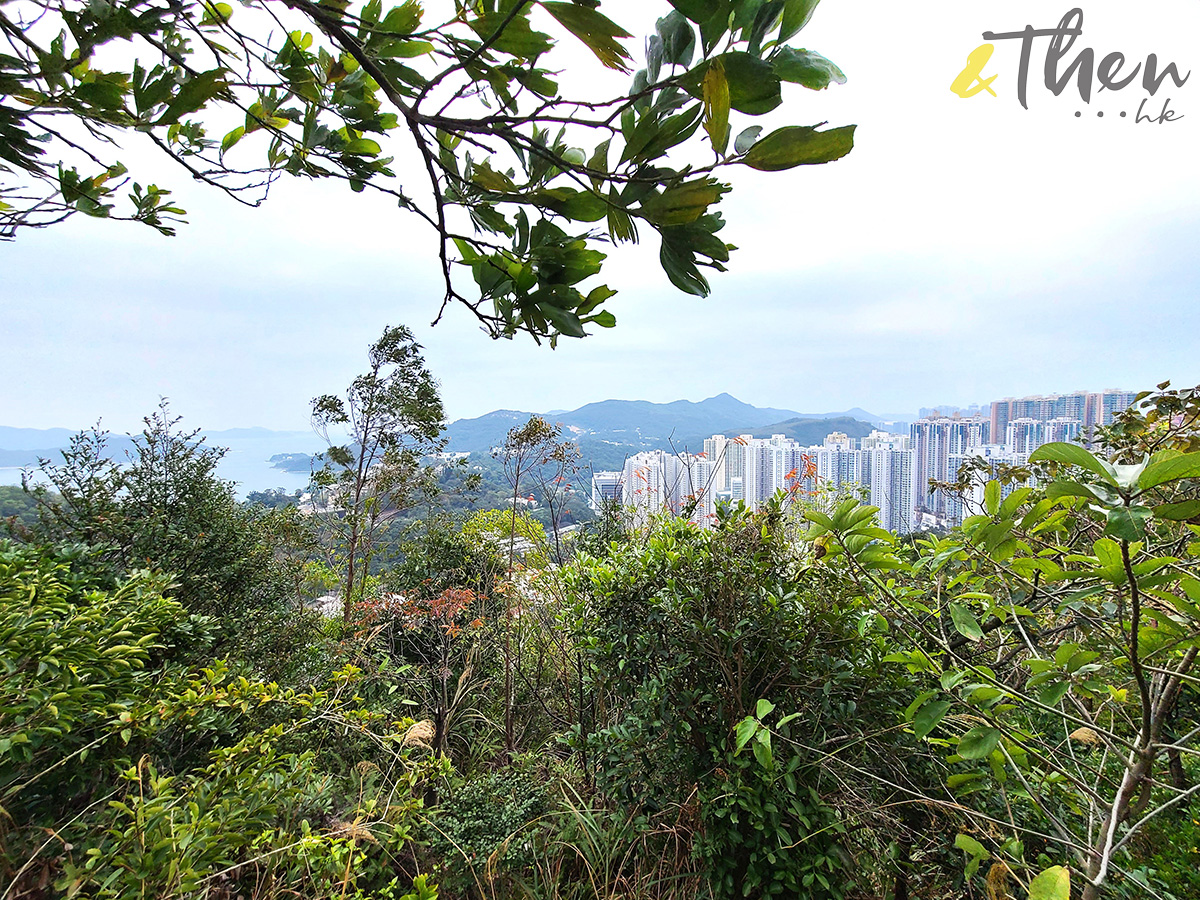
[951,43,998,98]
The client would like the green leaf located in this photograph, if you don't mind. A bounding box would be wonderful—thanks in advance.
[589,310,617,328]
[378,1,422,35]
[75,75,129,111]
[948,602,983,642]
[686,52,781,114]
[377,39,434,58]
[200,1,233,25]
[913,699,952,740]
[1139,452,1200,491]
[638,178,728,225]
[344,137,382,156]
[752,729,773,769]
[1028,866,1070,900]
[656,11,696,67]
[543,2,633,72]
[1038,680,1071,706]
[957,725,1001,760]
[995,489,1032,522]
[947,773,985,795]
[469,11,552,59]
[984,480,1001,516]
[771,47,845,90]
[220,126,245,153]
[1045,481,1100,502]
[156,68,228,126]
[756,698,775,719]
[658,212,727,296]
[1030,443,1117,485]
[741,124,855,170]
[954,833,988,878]
[780,0,822,41]
[734,715,757,752]
[530,187,608,222]
[720,51,781,114]
[660,239,709,295]
[955,835,984,854]
[702,59,730,154]
[1105,506,1152,542]
[471,160,516,192]
[667,0,721,24]
[536,303,586,338]
[1154,499,1200,521]
[620,103,704,163]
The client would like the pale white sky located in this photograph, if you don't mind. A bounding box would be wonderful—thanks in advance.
[3,0,1199,431]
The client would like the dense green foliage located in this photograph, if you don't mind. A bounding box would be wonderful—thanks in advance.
[2,0,853,339]
[0,542,443,900]
[4,381,1200,900]
[0,484,39,530]
[570,500,909,898]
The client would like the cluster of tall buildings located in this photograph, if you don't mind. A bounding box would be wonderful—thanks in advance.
[989,390,1137,437]
[590,389,1138,533]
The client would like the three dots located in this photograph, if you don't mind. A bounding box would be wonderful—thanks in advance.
[1075,110,1128,117]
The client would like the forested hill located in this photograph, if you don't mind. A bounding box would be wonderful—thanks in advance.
[721,416,878,445]
[443,394,889,455]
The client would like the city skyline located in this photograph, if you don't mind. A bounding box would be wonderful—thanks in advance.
[594,389,1139,534]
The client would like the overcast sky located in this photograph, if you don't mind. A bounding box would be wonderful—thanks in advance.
[4,0,1200,432]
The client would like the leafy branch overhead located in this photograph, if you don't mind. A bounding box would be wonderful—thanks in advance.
[0,0,854,341]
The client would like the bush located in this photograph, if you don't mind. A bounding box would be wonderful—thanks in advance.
[0,541,444,900]
[568,501,907,899]
[425,767,554,896]
[26,406,304,624]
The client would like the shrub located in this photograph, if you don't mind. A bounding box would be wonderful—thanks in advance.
[568,501,905,898]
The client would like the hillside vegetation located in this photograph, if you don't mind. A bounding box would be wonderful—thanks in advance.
[4,377,1200,900]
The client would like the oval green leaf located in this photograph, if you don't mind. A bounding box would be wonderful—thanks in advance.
[1029,443,1117,485]
[949,602,983,642]
[957,725,1002,760]
[1028,866,1070,900]
[741,124,855,170]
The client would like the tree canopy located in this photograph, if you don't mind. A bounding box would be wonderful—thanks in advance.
[0,0,854,340]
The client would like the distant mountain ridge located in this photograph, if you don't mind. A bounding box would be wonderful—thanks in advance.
[2,397,900,484]
[444,393,805,453]
[442,394,896,458]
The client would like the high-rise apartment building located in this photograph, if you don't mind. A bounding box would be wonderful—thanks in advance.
[601,388,1136,536]
[910,413,990,518]
[864,447,916,533]
[589,471,623,510]
[1043,417,1083,445]
[942,444,1035,526]
[1005,418,1042,456]
[1087,390,1138,428]
[991,389,1135,435]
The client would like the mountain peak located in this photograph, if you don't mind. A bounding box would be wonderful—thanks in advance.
[699,392,748,409]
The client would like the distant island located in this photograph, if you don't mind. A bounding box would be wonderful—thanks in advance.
[269,453,317,474]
